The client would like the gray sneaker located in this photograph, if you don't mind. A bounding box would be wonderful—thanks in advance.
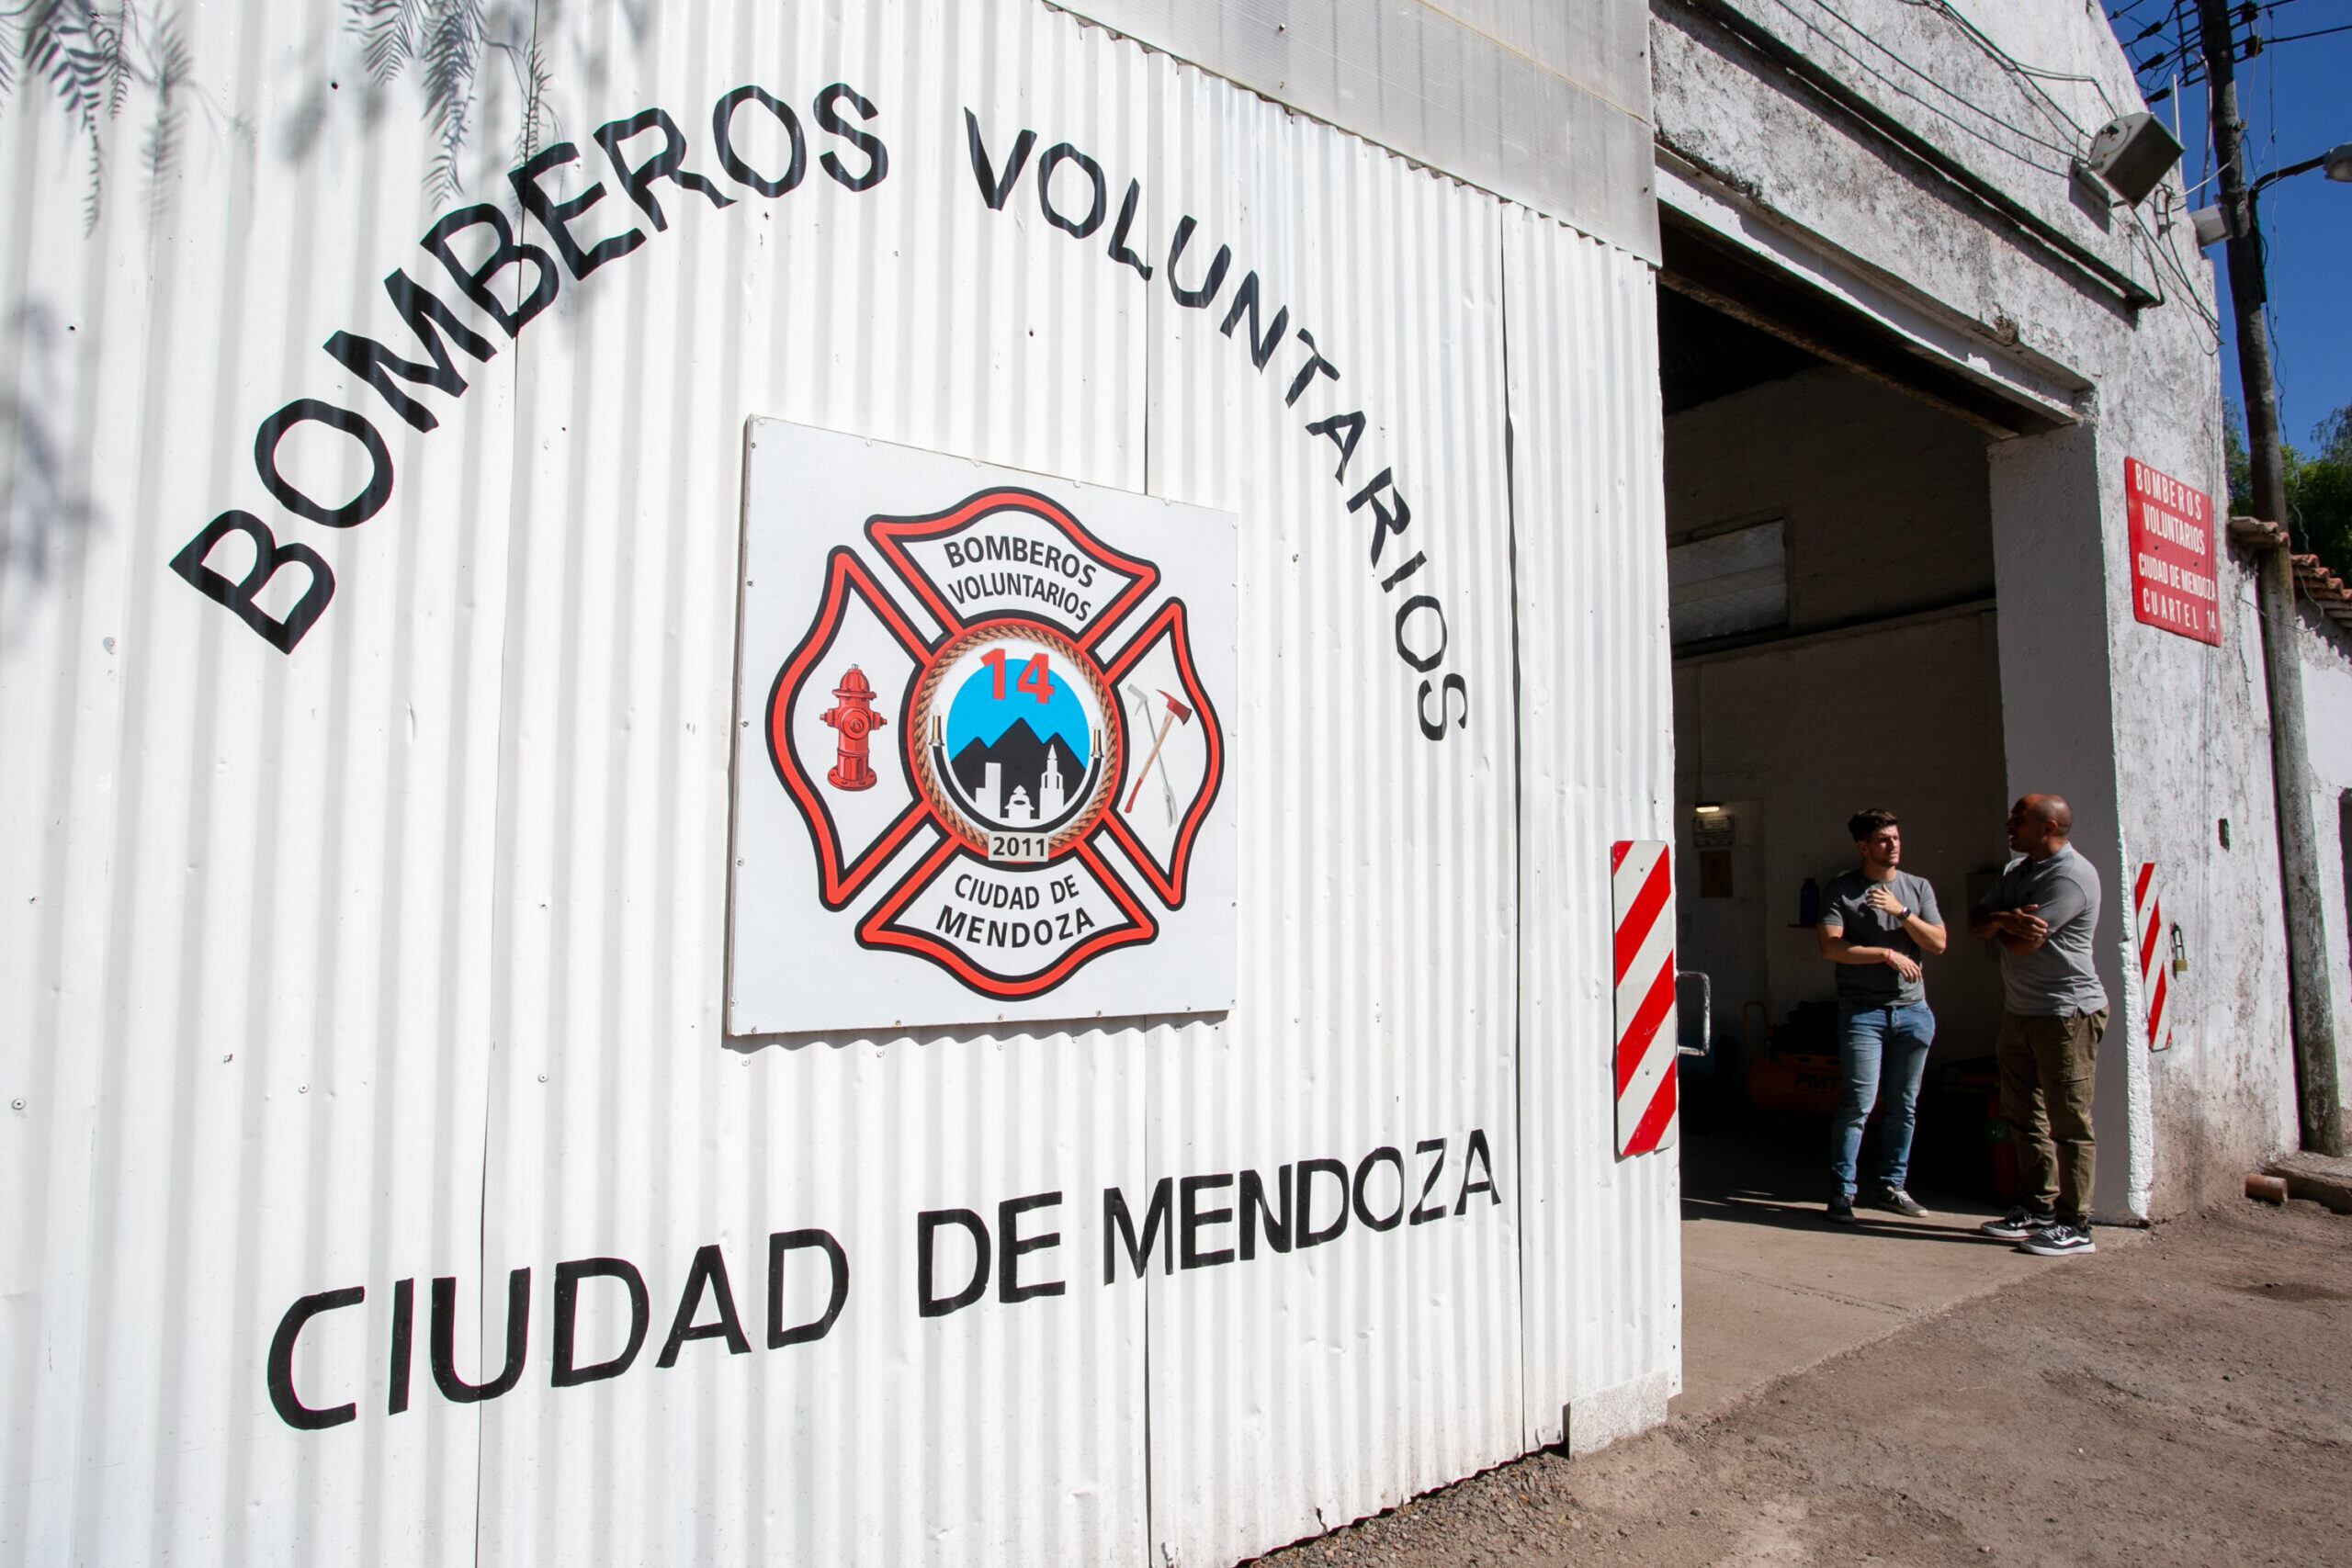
[1979,1205,2056,1240]
[1870,1188,1930,1219]
[2019,1220,2096,1257]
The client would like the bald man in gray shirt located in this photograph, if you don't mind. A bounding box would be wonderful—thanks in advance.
[1971,794,2109,1258]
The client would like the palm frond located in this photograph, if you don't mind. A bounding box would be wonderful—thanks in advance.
[344,0,422,86]
[419,0,484,200]
[141,6,187,230]
[331,0,553,201]
[514,33,549,164]
[22,6,95,134]
[19,0,134,134]
[81,121,102,232]
[93,4,129,120]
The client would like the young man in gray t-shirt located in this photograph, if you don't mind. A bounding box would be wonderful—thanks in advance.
[1815,807,1948,1224]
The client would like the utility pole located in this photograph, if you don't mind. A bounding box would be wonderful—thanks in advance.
[2199,0,2285,518]
[2199,0,2346,1156]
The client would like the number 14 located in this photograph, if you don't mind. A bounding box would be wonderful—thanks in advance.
[981,649,1053,704]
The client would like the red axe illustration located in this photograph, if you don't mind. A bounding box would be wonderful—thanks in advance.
[1125,689,1194,814]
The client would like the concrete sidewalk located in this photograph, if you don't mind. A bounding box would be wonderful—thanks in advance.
[1676,1122,2145,1421]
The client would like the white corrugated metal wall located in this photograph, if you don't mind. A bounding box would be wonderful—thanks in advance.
[1136,57,1523,1568]
[0,2,1675,1564]
[1504,208,1680,1452]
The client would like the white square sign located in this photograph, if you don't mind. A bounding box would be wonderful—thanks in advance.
[728,421,1238,1034]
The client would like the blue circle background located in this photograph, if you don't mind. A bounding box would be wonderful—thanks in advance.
[944,650,1092,768]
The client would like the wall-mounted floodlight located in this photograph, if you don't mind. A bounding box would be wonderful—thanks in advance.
[2086,112,2185,207]
[2256,143,2352,197]
[2196,143,2352,248]
[1693,801,1726,817]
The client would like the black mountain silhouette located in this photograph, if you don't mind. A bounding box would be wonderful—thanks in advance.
[951,719,1085,816]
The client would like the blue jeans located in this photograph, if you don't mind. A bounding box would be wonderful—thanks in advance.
[1830,1000,1936,1200]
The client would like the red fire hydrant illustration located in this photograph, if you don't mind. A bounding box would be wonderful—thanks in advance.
[820,666,888,791]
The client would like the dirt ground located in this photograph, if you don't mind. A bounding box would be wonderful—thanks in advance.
[1261,1199,2352,1567]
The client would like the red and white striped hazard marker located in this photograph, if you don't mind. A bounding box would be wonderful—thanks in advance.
[1611,840,1679,1156]
[2133,862,2173,1052]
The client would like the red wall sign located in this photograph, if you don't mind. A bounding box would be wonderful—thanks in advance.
[2125,457,2220,646]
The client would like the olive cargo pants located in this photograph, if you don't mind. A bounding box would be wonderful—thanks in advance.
[1996,1010,2107,1221]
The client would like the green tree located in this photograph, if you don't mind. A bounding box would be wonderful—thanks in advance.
[2299,409,2352,584]
[2225,412,2253,516]
[2226,403,2352,585]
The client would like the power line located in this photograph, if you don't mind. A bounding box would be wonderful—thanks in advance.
[1925,0,2120,129]
[1862,0,2237,332]
[2265,23,2352,45]
[1759,0,2079,174]
[2138,0,2201,105]
[1815,0,2091,154]
[2131,182,2225,338]
[2165,231,2222,336]
[2129,0,2205,78]
[2138,1,2350,85]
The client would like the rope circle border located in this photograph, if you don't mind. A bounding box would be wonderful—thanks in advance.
[908,619,1124,857]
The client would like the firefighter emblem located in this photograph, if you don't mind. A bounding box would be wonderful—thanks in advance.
[746,472,1227,1016]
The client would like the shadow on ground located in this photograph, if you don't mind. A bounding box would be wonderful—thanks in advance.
[1679,1112,2011,1240]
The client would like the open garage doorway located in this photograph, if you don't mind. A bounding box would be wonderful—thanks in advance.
[1657,280,2021,1220]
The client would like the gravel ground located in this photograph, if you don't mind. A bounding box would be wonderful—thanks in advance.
[1258,1198,2352,1567]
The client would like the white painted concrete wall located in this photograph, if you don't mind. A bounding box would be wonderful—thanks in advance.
[1656,0,2290,1215]
[2299,608,2352,1109]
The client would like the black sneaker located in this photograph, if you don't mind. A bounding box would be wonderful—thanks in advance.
[1979,1205,2056,1240]
[1826,1196,1859,1224]
[1870,1188,1930,1219]
[2019,1220,2096,1257]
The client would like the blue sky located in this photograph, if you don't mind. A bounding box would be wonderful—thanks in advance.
[2111,3,2352,446]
